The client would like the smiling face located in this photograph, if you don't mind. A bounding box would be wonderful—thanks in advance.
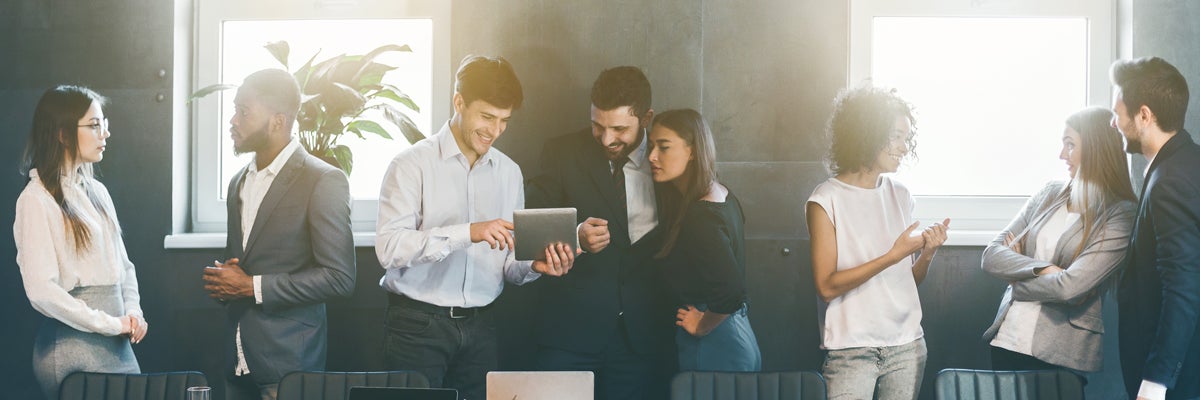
[451,93,512,161]
[591,105,647,161]
[75,101,110,164]
[873,116,913,174]
[647,124,694,184]
[1060,126,1082,179]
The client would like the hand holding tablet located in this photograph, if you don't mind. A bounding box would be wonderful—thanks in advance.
[513,208,578,261]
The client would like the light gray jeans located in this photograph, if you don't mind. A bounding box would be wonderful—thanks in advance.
[822,337,927,400]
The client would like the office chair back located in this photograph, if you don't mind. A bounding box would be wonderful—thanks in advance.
[671,371,826,400]
[58,371,208,400]
[275,371,431,400]
[935,368,1085,400]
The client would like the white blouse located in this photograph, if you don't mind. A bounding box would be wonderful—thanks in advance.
[807,176,924,350]
[14,169,141,336]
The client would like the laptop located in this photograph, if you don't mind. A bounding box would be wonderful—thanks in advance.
[486,371,594,400]
[348,387,459,400]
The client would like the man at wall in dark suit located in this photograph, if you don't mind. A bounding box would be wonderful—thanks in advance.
[526,66,674,400]
[1112,57,1200,400]
[375,55,577,400]
[202,69,357,400]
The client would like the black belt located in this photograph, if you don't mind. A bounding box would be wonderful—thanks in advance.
[387,293,485,319]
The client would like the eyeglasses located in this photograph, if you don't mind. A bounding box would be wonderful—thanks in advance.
[78,118,109,132]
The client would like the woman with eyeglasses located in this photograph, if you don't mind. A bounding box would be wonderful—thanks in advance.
[15,85,146,400]
[981,106,1136,379]
[647,109,762,372]
[806,86,949,399]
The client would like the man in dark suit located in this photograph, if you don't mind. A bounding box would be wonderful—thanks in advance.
[1112,57,1200,400]
[203,69,357,400]
[526,66,674,400]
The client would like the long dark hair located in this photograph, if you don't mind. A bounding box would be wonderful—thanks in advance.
[1063,106,1138,258]
[652,109,718,259]
[21,85,113,251]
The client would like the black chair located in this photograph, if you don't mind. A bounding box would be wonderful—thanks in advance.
[670,371,827,400]
[275,371,431,400]
[58,371,209,400]
[935,368,1085,400]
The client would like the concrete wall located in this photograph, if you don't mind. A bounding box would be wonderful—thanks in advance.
[3,0,1198,399]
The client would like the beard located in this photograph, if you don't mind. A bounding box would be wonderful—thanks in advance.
[233,124,269,155]
[1123,126,1143,155]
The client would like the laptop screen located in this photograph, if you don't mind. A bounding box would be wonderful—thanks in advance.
[348,387,459,400]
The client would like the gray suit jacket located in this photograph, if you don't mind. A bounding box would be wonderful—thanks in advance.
[223,149,356,385]
[981,181,1135,372]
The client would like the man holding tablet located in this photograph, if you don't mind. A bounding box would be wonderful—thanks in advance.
[526,66,674,400]
[374,55,577,400]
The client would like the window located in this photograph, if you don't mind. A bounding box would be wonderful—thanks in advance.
[188,0,451,235]
[849,0,1114,244]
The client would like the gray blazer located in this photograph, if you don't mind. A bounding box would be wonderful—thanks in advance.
[223,149,356,385]
[981,181,1134,372]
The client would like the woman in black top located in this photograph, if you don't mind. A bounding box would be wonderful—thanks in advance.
[648,108,762,372]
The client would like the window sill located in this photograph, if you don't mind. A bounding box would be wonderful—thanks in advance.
[163,232,377,249]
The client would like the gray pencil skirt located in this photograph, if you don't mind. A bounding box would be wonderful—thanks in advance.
[33,285,140,400]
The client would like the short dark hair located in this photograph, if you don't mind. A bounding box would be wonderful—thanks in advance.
[241,68,301,122]
[591,66,652,117]
[1110,57,1189,132]
[826,85,916,174]
[455,55,523,110]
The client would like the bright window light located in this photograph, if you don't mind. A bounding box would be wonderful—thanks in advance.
[217,19,433,199]
[872,17,1088,196]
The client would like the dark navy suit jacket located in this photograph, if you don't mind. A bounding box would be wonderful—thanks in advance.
[1119,131,1200,399]
[525,129,674,356]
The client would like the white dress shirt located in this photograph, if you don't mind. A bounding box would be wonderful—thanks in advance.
[15,169,142,336]
[233,138,301,375]
[375,123,539,308]
[615,136,658,244]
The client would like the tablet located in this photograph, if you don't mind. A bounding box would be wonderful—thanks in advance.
[513,207,577,261]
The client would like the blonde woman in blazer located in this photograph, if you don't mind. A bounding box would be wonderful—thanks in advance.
[981,106,1137,375]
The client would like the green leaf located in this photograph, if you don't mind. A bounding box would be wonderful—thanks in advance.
[308,53,349,87]
[379,103,426,144]
[330,144,353,175]
[322,82,368,118]
[344,122,366,140]
[347,120,392,140]
[351,44,410,83]
[355,62,397,88]
[187,83,238,103]
[293,50,322,91]
[374,88,420,112]
[264,41,290,69]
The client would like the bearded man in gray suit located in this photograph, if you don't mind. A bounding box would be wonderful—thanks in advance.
[202,68,357,400]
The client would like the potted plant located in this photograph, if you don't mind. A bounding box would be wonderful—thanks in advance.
[190,40,425,174]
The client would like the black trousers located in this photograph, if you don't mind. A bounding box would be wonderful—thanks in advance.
[990,346,1060,371]
[535,317,671,400]
[384,299,496,400]
[990,346,1088,390]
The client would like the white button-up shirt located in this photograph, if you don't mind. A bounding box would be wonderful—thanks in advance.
[234,138,300,376]
[375,123,538,308]
[14,169,141,336]
[614,135,657,243]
